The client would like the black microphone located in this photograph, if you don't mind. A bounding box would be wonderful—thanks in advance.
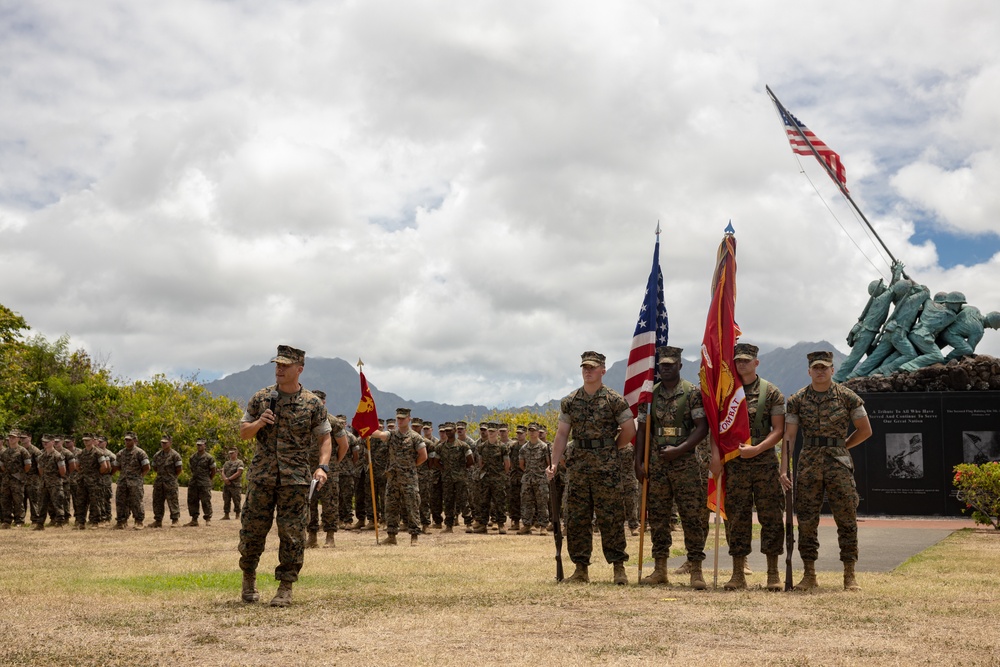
[267,390,279,417]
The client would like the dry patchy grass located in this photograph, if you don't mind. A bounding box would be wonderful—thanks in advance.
[1,492,998,666]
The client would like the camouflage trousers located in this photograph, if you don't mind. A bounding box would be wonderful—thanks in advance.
[385,469,420,536]
[565,449,628,566]
[620,446,639,530]
[519,476,549,528]
[115,479,145,523]
[724,453,785,557]
[467,469,480,520]
[307,474,338,533]
[418,467,442,526]
[222,483,242,516]
[795,447,859,563]
[441,475,468,527]
[63,476,76,519]
[187,483,213,520]
[353,467,371,521]
[38,480,66,524]
[475,473,508,526]
[507,475,522,523]
[74,476,103,526]
[153,478,180,522]
[239,483,309,582]
[0,477,26,524]
[646,451,707,561]
[338,472,357,522]
[100,476,113,522]
[26,476,42,524]
[371,472,386,522]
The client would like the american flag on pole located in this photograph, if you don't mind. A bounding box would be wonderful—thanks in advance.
[623,230,668,417]
[780,107,848,193]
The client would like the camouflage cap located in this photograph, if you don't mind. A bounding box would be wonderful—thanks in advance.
[580,351,606,367]
[311,389,327,400]
[807,350,834,367]
[270,345,305,365]
[411,417,423,427]
[527,423,539,431]
[335,414,348,421]
[733,343,759,360]
[516,424,527,433]
[485,422,497,431]
[395,407,411,419]
[124,431,137,440]
[422,422,433,429]
[41,434,54,442]
[658,346,683,364]
[455,421,468,428]
[196,438,207,445]
[160,434,172,442]
[498,423,508,431]
[443,422,455,431]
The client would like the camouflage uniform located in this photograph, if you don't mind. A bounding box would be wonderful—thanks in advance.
[23,441,43,525]
[337,443,358,523]
[724,377,786,557]
[518,439,549,528]
[307,426,338,535]
[98,444,116,523]
[239,384,335,582]
[61,443,78,519]
[505,435,523,527]
[1,443,32,526]
[151,448,183,523]
[222,458,245,517]
[786,383,866,563]
[619,443,639,531]
[187,450,217,521]
[560,385,633,566]
[474,436,509,528]
[436,436,471,528]
[640,379,708,562]
[115,444,149,524]
[36,446,67,526]
[74,445,105,526]
[384,428,425,537]
[356,434,375,523]
[460,432,477,525]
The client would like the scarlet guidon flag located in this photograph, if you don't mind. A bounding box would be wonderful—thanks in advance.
[623,228,669,417]
[699,225,750,516]
[351,366,380,438]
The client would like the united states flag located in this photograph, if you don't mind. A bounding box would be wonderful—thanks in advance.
[781,108,848,193]
[623,234,668,417]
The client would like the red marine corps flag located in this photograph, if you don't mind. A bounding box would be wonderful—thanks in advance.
[699,224,750,518]
[351,360,379,438]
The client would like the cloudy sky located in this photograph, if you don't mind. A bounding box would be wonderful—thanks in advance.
[3,1,1000,407]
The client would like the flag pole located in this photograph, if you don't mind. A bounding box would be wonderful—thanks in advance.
[711,454,723,589]
[636,402,652,580]
[765,85,905,275]
[357,358,381,544]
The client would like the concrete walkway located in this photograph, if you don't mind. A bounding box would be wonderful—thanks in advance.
[702,515,974,574]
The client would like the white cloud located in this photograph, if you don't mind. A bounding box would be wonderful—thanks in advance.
[3,0,1000,405]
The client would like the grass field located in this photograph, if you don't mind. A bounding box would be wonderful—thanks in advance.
[2,489,998,666]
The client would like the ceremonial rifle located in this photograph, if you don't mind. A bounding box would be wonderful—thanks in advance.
[549,472,564,582]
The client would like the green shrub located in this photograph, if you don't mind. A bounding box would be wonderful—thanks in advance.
[953,462,1000,529]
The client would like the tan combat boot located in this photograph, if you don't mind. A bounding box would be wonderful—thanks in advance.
[442,525,453,533]
[323,531,335,548]
[384,533,397,545]
[766,554,782,590]
[150,519,162,528]
[689,561,707,590]
[473,523,488,534]
[613,562,628,586]
[350,518,365,530]
[432,522,443,530]
[32,523,44,531]
[510,520,520,531]
[537,525,547,536]
[241,571,260,603]
[639,557,669,585]
[497,523,507,535]
[171,518,179,527]
[222,513,230,520]
[411,534,418,546]
[114,521,126,530]
[673,560,692,575]
[723,556,748,590]
[269,581,293,607]
[133,521,144,530]
[184,518,199,527]
[305,530,318,549]
[844,561,861,591]
[794,560,819,591]
[564,563,589,583]
[517,524,532,535]
[204,518,211,526]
